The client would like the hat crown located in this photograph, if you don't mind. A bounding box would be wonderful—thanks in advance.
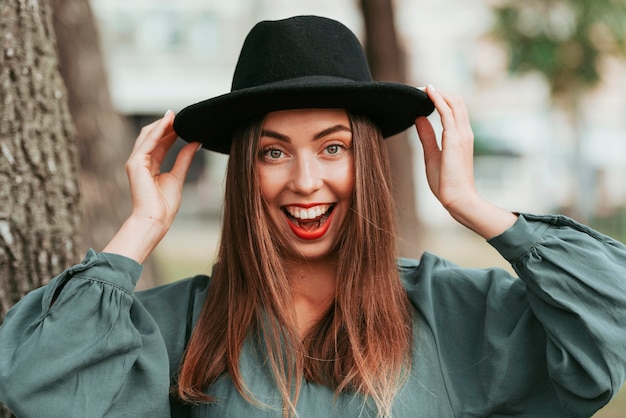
[231,16,373,91]
[174,15,433,154]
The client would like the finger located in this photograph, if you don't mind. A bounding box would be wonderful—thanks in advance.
[437,90,471,133]
[430,86,469,132]
[435,90,474,149]
[131,113,170,153]
[415,116,439,158]
[136,111,175,153]
[425,85,457,132]
[127,129,179,175]
[126,122,179,178]
[425,87,475,154]
[426,87,467,127]
[132,110,175,154]
[169,142,202,184]
[149,130,180,167]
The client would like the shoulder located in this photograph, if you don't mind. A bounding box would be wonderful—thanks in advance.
[398,253,519,294]
[136,274,211,328]
[398,254,526,322]
[137,274,211,306]
[135,274,211,375]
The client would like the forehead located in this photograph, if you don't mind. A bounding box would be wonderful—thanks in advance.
[262,109,350,132]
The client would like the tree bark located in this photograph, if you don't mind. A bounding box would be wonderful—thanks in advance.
[0,1,81,415]
[51,0,159,288]
[360,0,424,258]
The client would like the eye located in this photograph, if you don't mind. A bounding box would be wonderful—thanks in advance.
[261,147,286,161]
[268,149,283,159]
[323,142,349,156]
[326,144,340,155]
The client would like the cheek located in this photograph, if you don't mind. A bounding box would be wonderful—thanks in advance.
[257,166,280,203]
[338,160,355,199]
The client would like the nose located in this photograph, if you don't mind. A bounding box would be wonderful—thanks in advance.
[288,155,323,195]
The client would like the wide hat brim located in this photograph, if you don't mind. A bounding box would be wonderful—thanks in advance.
[174,77,433,154]
[173,16,435,154]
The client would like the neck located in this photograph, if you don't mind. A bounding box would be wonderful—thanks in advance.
[286,256,338,337]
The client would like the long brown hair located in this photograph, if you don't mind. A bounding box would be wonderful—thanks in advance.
[176,113,413,418]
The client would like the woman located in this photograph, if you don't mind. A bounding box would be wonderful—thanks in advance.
[1,15,625,418]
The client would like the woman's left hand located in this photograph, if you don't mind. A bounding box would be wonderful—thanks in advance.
[415,86,478,213]
[415,85,517,239]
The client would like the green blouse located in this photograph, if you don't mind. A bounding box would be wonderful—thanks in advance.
[1,214,626,417]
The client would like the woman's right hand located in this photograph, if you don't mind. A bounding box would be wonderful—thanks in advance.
[103,110,201,263]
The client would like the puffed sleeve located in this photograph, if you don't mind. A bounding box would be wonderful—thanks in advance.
[491,214,626,413]
[403,214,626,417]
[0,250,171,418]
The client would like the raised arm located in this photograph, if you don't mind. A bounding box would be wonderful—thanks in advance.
[414,87,626,415]
[415,85,518,238]
[104,110,201,263]
[0,112,200,417]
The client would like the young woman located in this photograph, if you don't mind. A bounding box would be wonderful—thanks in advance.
[1,15,626,418]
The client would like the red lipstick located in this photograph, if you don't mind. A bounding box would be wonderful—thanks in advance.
[284,206,335,240]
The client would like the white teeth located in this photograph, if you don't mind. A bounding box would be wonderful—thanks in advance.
[286,204,330,220]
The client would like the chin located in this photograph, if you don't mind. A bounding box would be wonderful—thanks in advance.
[283,240,340,262]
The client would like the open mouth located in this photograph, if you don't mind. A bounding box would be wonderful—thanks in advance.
[282,204,335,239]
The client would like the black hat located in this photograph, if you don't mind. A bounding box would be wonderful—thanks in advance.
[174,15,434,154]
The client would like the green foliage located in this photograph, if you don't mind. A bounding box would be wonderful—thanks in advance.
[491,0,626,96]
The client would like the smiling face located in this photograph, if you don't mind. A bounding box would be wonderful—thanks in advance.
[256,108,355,261]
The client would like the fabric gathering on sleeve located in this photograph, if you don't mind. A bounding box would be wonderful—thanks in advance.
[0,250,172,418]
[491,214,626,414]
[401,214,626,417]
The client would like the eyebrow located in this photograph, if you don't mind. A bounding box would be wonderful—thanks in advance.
[261,124,352,143]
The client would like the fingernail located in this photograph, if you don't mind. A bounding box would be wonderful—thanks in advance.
[196,143,203,153]
[163,109,173,117]
[427,84,436,92]
[417,86,426,91]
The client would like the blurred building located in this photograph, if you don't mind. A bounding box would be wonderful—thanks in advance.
[90,0,626,226]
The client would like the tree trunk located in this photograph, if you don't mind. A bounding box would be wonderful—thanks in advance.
[0,1,81,415]
[360,0,424,258]
[556,89,594,224]
[50,0,159,288]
